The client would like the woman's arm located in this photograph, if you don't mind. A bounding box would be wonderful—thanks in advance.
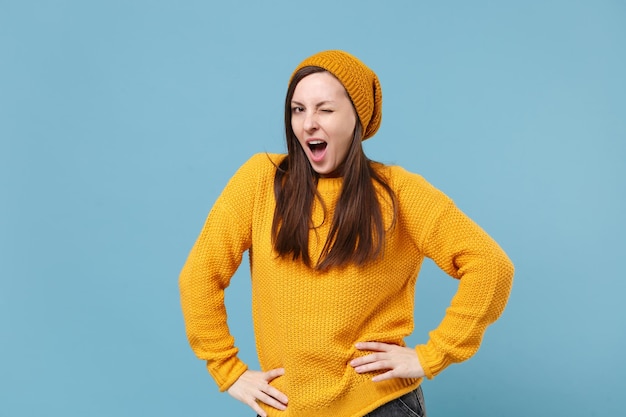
[415,200,514,378]
[179,198,251,390]
[179,154,262,390]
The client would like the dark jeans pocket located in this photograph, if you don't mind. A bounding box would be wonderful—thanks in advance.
[395,386,426,417]
[367,386,426,417]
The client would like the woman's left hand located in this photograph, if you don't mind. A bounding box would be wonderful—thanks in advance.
[350,341,425,382]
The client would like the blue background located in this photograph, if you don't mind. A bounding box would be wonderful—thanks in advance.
[1,1,624,416]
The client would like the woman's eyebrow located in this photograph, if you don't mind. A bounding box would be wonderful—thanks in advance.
[291,100,335,107]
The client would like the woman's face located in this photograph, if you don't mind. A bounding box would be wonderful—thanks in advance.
[291,72,357,177]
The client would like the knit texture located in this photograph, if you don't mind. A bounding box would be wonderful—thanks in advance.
[291,50,382,140]
[179,154,514,417]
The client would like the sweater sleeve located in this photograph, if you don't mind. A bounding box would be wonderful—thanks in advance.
[179,154,264,391]
[412,191,514,379]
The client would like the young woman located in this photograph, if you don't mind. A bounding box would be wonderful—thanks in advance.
[180,50,514,417]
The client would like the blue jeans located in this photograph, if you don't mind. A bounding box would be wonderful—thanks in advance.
[365,386,426,417]
[255,386,426,417]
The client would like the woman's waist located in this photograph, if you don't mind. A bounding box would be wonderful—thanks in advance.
[256,356,420,416]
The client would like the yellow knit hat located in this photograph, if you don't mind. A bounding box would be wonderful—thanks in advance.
[290,50,382,140]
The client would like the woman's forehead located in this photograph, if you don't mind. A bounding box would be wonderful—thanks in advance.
[292,72,349,102]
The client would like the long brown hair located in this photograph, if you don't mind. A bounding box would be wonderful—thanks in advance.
[272,66,397,270]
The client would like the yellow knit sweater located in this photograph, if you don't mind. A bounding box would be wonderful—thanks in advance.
[180,153,514,417]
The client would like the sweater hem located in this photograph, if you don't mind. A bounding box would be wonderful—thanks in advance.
[263,377,422,417]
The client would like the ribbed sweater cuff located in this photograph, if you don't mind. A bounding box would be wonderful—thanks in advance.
[208,356,248,392]
[415,344,451,380]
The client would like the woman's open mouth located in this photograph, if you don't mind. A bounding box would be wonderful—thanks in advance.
[307,140,327,162]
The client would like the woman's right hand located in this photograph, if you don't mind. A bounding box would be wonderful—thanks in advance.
[227,368,288,417]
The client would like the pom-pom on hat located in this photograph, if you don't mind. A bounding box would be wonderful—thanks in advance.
[290,50,382,140]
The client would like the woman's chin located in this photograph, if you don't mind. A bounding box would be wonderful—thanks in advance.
[313,164,344,178]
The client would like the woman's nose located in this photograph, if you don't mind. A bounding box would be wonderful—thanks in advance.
[304,112,319,131]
